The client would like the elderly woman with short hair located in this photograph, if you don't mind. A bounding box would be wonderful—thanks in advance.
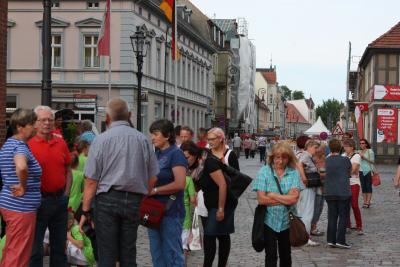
[0,109,42,267]
[253,141,301,267]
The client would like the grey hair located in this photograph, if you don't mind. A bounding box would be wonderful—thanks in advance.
[106,97,131,121]
[81,120,93,132]
[34,105,54,118]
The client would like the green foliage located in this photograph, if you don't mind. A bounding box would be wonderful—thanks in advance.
[292,90,305,100]
[316,99,345,130]
[280,85,292,100]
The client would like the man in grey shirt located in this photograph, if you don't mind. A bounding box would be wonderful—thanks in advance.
[79,97,159,267]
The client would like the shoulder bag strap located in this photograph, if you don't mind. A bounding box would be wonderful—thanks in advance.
[269,164,290,212]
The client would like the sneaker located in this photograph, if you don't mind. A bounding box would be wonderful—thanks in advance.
[357,229,364,235]
[335,242,351,249]
[327,242,336,247]
[306,239,320,246]
[311,229,324,236]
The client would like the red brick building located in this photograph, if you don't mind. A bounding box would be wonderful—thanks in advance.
[0,0,7,146]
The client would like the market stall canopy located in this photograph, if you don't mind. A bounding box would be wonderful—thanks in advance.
[304,117,331,135]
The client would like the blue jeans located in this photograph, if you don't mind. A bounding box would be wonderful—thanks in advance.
[326,198,350,244]
[148,216,184,267]
[360,171,372,193]
[94,189,142,267]
[30,195,68,267]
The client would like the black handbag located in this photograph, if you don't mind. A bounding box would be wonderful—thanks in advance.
[251,204,266,252]
[305,172,322,188]
[222,164,253,199]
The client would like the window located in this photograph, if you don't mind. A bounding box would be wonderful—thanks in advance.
[376,54,399,85]
[141,104,148,133]
[84,35,99,68]
[197,68,200,92]
[87,0,99,8]
[166,48,170,82]
[269,94,273,104]
[182,59,186,87]
[187,61,191,89]
[156,46,161,78]
[146,42,152,75]
[51,1,60,8]
[52,35,62,68]
[6,95,17,109]
[269,113,273,121]
[154,102,162,120]
[157,19,161,27]
[139,7,142,15]
[192,65,195,91]
[148,13,151,21]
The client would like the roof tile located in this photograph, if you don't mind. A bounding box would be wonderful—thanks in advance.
[368,21,400,48]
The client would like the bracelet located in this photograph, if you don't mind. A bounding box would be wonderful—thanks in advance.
[217,207,224,212]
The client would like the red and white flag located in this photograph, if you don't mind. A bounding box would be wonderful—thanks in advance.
[97,0,110,56]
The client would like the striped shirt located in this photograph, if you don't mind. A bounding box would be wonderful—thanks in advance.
[0,138,42,212]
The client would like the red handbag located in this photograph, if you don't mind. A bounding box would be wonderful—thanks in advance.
[372,172,381,186]
[139,197,166,229]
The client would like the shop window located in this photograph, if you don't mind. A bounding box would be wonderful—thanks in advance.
[154,102,162,120]
[141,104,148,133]
[6,95,17,109]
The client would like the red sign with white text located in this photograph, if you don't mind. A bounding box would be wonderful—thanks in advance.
[376,108,398,144]
[373,85,400,100]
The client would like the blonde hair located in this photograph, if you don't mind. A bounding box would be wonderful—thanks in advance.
[267,141,298,169]
[305,139,320,150]
[207,127,226,145]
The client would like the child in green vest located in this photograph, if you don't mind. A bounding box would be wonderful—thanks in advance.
[66,212,95,267]
[68,156,84,213]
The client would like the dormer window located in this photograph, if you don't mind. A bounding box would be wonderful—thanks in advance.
[87,0,99,9]
[51,0,60,8]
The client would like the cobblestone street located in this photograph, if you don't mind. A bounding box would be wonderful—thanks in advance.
[135,156,400,267]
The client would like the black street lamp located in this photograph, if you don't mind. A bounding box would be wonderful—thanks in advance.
[41,0,52,106]
[257,88,266,133]
[130,26,149,132]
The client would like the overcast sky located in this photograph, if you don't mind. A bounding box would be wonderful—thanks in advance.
[190,0,400,106]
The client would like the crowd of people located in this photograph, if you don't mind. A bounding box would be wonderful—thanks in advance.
[0,96,398,267]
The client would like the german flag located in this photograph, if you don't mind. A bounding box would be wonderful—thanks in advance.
[160,0,174,23]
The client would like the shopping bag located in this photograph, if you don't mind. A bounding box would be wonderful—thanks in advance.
[188,207,202,251]
[372,171,381,186]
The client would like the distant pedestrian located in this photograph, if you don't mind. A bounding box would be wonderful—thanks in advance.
[242,136,252,159]
[310,144,326,236]
[394,158,400,196]
[197,127,208,148]
[200,127,239,267]
[0,109,41,267]
[257,136,267,163]
[148,119,187,267]
[324,139,352,248]
[358,139,374,208]
[180,126,194,143]
[296,140,320,246]
[253,141,301,267]
[233,133,241,158]
[79,120,96,145]
[342,139,363,235]
[250,137,257,158]
[29,105,73,267]
[79,98,159,266]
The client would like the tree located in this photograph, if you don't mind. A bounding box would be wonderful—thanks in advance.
[292,90,305,100]
[316,99,345,130]
[280,85,292,100]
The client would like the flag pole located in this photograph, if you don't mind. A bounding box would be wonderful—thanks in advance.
[163,26,169,118]
[173,1,178,125]
[108,0,112,102]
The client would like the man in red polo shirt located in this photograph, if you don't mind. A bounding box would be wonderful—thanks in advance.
[28,106,72,267]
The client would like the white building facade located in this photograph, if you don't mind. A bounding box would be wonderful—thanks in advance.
[7,0,214,133]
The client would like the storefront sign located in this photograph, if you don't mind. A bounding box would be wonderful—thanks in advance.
[376,108,398,144]
[373,85,400,100]
[355,102,369,112]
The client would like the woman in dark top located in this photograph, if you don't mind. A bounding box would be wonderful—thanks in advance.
[148,119,188,267]
[199,127,239,267]
[325,139,352,249]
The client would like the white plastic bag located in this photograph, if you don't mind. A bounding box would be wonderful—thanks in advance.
[196,190,208,217]
[189,207,202,251]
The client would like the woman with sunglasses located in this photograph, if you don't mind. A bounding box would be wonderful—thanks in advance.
[358,139,375,208]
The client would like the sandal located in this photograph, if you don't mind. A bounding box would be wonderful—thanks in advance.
[362,204,368,208]
[311,229,324,236]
